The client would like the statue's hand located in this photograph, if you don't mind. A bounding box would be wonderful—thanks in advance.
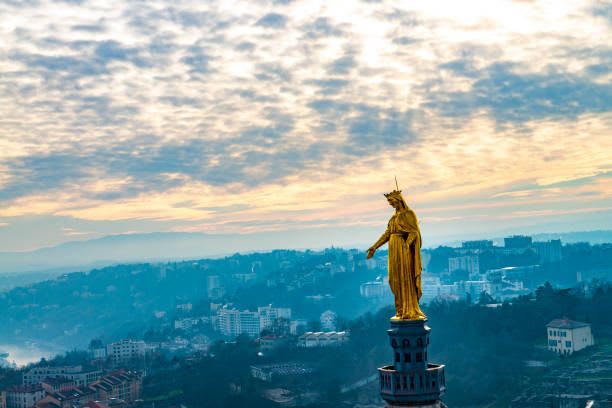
[366,247,375,259]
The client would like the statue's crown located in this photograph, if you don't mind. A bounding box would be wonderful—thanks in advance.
[384,189,402,199]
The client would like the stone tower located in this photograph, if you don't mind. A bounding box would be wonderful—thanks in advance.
[378,320,446,407]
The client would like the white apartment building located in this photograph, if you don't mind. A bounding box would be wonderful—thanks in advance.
[5,384,45,408]
[360,277,391,299]
[22,365,101,386]
[547,319,594,355]
[258,305,292,332]
[448,255,480,278]
[421,275,442,304]
[106,339,146,367]
[217,307,261,338]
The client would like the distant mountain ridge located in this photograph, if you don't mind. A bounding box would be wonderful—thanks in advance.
[0,229,610,275]
[0,232,270,274]
[0,228,374,274]
[530,230,612,244]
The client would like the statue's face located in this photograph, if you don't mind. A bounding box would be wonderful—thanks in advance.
[387,197,400,209]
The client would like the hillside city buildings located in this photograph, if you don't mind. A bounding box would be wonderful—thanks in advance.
[5,385,45,408]
[23,366,101,387]
[1,235,606,408]
[360,235,567,306]
[5,368,141,408]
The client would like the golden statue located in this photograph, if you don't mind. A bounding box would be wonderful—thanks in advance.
[367,186,426,321]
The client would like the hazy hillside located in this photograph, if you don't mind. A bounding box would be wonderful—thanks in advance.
[0,249,383,349]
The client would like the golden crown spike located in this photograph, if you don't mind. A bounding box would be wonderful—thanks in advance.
[384,176,402,198]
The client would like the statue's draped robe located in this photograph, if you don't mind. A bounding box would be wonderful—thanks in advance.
[373,208,426,320]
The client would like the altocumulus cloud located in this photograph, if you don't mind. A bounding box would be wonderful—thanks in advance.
[0,0,611,248]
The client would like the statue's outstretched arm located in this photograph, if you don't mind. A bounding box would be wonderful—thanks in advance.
[371,229,390,251]
[367,229,389,259]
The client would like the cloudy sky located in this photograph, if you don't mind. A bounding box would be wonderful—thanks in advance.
[0,0,610,252]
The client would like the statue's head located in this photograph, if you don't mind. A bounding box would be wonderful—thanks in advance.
[384,190,408,210]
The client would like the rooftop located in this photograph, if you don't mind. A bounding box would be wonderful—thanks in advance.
[547,318,590,329]
[50,386,95,401]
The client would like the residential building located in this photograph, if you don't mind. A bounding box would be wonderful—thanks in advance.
[0,391,6,408]
[533,239,562,263]
[258,305,292,332]
[360,277,391,298]
[448,255,480,278]
[547,319,594,355]
[106,340,145,367]
[41,378,76,393]
[37,386,96,408]
[487,265,541,288]
[207,275,225,299]
[23,366,101,387]
[297,331,349,348]
[217,307,260,338]
[504,235,533,249]
[421,275,442,303]
[5,384,45,408]
[89,371,141,405]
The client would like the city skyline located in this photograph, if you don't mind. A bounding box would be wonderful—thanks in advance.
[1,0,611,251]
